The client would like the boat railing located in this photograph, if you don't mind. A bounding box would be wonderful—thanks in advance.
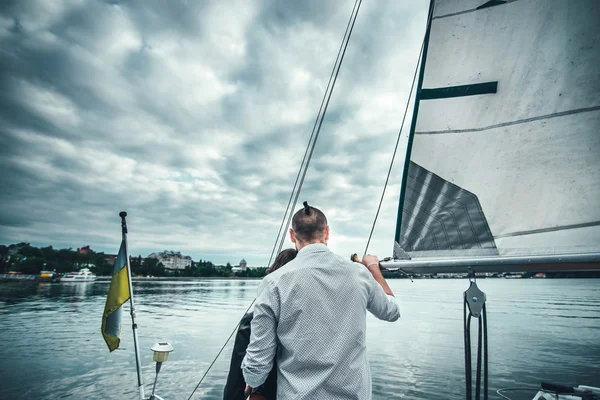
[380,252,600,274]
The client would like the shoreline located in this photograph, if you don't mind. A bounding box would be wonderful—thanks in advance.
[2,274,598,283]
[0,274,264,283]
[98,276,264,282]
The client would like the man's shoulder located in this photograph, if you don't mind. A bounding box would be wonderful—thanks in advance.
[265,251,370,281]
[262,257,302,282]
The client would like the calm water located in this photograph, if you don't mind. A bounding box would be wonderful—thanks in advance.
[0,279,598,400]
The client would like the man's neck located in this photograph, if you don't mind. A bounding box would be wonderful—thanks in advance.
[295,240,326,252]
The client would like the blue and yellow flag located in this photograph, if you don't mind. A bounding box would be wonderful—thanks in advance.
[101,241,131,352]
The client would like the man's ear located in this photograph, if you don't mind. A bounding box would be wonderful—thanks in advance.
[324,225,330,242]
[289,228,296,243]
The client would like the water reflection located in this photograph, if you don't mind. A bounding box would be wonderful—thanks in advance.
[0,279,598,400]
[59,281,96,297]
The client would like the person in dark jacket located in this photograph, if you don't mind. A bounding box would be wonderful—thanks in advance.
[223,248,298,400]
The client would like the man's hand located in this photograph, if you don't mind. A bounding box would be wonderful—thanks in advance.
[244,384,266,400]
[361,254,380,271]
[361,254,394,296]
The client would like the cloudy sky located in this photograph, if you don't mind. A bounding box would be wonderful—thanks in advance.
[0,0,428,266]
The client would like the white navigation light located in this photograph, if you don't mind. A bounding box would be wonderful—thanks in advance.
[149,342,174,400]
[151,342,174,363]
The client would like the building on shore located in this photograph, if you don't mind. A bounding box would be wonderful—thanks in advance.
[148,251,192,272]
[232,259,248,274]
[77,245,92,255]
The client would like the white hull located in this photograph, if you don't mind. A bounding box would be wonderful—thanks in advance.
[60,277,96,282]
[532,385,600,400]
[60,268,96,282]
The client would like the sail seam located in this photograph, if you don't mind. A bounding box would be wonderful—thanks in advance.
[433,0,519,20]
[415,105,600,135]
[494,220,600,239]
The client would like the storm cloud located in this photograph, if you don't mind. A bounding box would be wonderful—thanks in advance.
[0,0,428,265]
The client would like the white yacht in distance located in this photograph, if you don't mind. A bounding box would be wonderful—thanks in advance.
[60,268,97,282]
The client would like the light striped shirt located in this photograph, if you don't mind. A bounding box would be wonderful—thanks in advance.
[242,243,400,400]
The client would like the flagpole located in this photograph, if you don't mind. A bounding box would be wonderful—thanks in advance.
[120,211,146,400]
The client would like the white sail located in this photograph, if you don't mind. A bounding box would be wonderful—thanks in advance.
[398,0,600,258]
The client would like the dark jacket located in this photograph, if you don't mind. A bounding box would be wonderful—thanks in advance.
[223,312,277,400]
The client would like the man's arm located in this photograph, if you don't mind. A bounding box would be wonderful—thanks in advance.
[241,279,279,389]
[362,254,400,321]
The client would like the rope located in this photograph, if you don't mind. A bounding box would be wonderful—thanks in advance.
[483,303,488,400]
[268,0,361,267]
[276,0,363,256]
[464,294,488,400]
[476,315,483,400]
[464,299,472,400]
[185,298,256,400]
[186,2,363,398]
[363,37,425,256]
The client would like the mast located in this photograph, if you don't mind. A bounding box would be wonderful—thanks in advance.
[120,212,146,400]
[394,0,436,245]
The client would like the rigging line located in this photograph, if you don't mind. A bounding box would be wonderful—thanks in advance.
[465,318,473,399]
[277,0,363,255]
[266,0,360,269]
[186,2,362,399]
[476,315,483,400]
[186,298,256,400]
[363,38,425,256]
[483,303,488,400]
[464,300,473,400]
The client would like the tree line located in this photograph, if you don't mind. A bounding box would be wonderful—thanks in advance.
[4,243,597,279]
[0,243,267,278]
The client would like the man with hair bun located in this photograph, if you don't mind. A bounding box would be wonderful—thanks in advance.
[242,201,400,400]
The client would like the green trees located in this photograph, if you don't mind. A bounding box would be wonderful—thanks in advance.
[4,243,107,275]
[0,242,271,278]
[215,264,233,277]
[130,255,143,275]
[190,260,216,277]
[92,253,114,276]
[139,257,165,277]
[18,245,43,258]
[235,267,267,278]
[18,256,44,274]
[0,245,8,274]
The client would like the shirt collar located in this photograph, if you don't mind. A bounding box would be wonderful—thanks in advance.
[297,242,329,256]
